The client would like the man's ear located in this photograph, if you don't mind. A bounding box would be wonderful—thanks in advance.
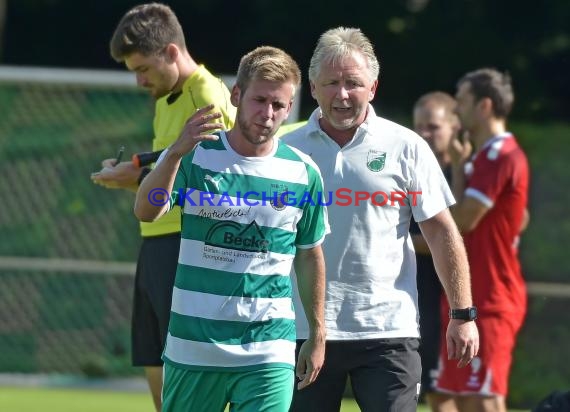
[310,81,317,100]
[369,79,378,101]
[478,97,493,116]
[230,84,241,107]
[165,43,179,63]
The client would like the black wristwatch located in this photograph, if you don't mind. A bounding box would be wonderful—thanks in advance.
[449,306,477,321]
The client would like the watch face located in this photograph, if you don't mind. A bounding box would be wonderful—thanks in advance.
[469,307,477,320]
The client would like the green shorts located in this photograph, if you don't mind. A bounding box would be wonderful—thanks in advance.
[162,363,294,412]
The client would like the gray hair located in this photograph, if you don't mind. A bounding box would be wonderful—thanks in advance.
[308,27,380,83]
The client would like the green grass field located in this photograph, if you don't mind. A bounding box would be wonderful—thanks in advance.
[0,387,429,412]
[0,387,528,412]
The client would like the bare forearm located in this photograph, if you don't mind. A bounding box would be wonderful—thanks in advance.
[450,163,490,233]
[134,151,182,222]
[429,222,480,368]
[432,230,472,309]
[420,211,473,309]
[294,246,326,339]
[293,245,326,388]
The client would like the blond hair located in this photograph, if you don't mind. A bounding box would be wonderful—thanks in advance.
[236,46,301,95]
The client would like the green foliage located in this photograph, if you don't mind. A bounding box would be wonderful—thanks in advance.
[0,271,134,376]
[4,0,570,121]
[0,83,153,261]
[511,121,570,282]
[509,298,570,408]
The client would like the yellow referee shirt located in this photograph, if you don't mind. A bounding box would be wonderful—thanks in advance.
[140,65,236,237]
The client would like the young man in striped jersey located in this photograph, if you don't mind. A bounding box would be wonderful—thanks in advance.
[135,46,327,412]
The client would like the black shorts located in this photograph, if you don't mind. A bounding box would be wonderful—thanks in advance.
[290,338,421,412]
[131,233,180,366]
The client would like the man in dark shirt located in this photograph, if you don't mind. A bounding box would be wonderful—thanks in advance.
[409,91,459,403]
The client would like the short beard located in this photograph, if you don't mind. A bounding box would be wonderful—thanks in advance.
[237,113,274,146]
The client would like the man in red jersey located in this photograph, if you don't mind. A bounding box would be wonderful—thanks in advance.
[430,68,529,412]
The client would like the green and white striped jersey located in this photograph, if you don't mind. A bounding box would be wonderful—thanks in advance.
[163,131,327,372]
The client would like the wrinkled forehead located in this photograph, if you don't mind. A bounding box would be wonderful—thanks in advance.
[319,51,372,79]
[327,49,366,68]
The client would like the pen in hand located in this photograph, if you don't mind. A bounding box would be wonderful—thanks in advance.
[114,146,125,166]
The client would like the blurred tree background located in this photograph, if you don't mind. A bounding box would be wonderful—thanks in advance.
[1,0,569,121]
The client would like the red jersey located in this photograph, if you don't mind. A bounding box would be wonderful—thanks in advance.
[463,133,529,315]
